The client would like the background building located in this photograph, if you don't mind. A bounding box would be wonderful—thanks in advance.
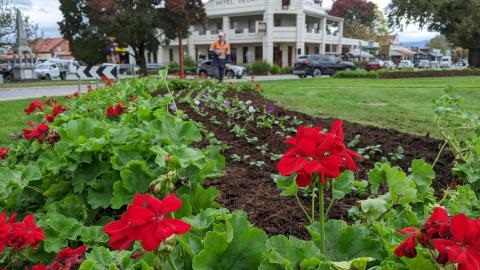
[32,38,72,61]
[151,0,378,67]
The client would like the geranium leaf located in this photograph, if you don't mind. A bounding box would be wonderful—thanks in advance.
[333,171,355,200]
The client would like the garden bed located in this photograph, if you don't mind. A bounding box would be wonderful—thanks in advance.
[175,85,455,239]
[335,68,480,79]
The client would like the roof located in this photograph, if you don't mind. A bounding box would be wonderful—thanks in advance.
[33,38,68,53]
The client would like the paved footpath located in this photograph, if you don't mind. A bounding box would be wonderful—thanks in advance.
[0,75,301,101]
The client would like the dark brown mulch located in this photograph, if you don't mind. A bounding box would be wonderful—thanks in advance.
[178,90,455,239]
[379,69,480,79]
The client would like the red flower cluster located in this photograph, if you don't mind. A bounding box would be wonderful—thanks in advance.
[24,100,43,115]
[45,105,68,123]
[103,193,191,251]
[25,245,87,270]
[0,148,8,159]
[66,92,80,99]
[105,103,127,117]
[101,76,113,87]
[395,207,480,270]
[23,121,49,142]
[0,213,45,252]
[87,85,94,92]
[45,97,57,107]
[276,120,362,187]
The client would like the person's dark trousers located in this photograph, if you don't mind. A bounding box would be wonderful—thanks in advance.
[218,62,226,82]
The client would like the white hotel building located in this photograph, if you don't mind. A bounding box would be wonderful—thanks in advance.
[150,0,379,67]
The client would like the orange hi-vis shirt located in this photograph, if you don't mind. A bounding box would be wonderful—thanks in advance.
[209,40,231,59]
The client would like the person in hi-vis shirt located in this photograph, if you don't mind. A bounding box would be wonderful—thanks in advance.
[208,32,231,82]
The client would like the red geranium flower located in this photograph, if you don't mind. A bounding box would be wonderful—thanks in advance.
[0,147,9,159]
[104,193,191,251]
[6,214,45,250]
[49,245,87,270]
[24,100,43,115]
[66,92,80,99]
[433,214,480,270]
[45,104,68,122]
[87,85,94,92]
[105,103,127,117]
[394,207,450,258]
[276,120,361,187]
[45,97,57,107]
[31,264,47,270]
[101,76,113,87]
[23,121,49,142]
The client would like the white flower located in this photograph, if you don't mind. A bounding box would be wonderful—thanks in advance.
[248,106,256,113]
[245,100,252,105]
[194,100,200,105]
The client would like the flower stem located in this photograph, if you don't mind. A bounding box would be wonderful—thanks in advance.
[432,140,448,168]
[295,194,313,223]
[167,253,178,270]
[318,181,326,254]
[325,182,334,220]
[311,181,316,222]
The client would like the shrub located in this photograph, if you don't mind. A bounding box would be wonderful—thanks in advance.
[281,66,293,74]
[270,65,281,75]
[334,69,378,79]
[249,60,272,75]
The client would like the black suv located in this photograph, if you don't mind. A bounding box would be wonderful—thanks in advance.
[293,55,356,78]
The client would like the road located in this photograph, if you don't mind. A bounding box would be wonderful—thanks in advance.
[0,75,300,101]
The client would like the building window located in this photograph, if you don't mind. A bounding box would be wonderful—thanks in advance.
[169,49,174,62]
[147,52,152,63]
[282,0,290,9]
[153,52,158,63]
[255,46,262,61]
[243,47,248,64]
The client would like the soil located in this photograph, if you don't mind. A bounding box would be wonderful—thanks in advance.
[177,90,455,239]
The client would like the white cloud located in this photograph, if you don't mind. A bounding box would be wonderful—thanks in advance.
[12,0,62,37]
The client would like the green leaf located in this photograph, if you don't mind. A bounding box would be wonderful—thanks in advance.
[384,164,417,204]
[43,213,82,252]
[411,159,435,196]
[333,171,355,200]
[259,235,323,270]
[358,194,390,220]
[193,212,268,270]
[330,257,374,270]
[367,163,386,194]
[308,220,382,261]
[273,174,298,197]
[80,226,109,244]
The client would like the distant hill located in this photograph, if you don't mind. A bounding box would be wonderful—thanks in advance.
[401,40,429,48]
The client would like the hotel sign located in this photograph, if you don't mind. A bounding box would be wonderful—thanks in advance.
[214,0,258,6]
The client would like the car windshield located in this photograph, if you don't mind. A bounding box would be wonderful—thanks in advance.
[36,64,50,69]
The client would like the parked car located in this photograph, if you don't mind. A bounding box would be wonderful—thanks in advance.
[197,60,246,79]
[417,59,430,69]
[441,56,452,68]
[293,54,356,78]
[384,61,396,70]
[365,60,384,71]
[397,60,414,69]
[35,63,61,80]
[0,64,12,80]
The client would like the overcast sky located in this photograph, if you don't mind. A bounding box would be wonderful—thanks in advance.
[11,0,438,42]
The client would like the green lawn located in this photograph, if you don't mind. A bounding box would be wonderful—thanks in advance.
[261,76,480,138]
[0,98,37,146]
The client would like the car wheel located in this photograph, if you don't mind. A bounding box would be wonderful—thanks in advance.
[226,70,235,79]
[60,72,67,80]
[199,70,208,78]
[345,67,352,71]
[312,68,322,78]
[45,74,51,80]
[236,75,243,79]
[297,75,306,78]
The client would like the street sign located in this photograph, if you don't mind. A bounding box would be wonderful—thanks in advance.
[76,65,118,80]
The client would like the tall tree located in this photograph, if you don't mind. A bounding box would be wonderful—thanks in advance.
[0,0,40,49]
[426,35,449,54]
[388,0,480,67]
[58,0,108,65]
[87,0,163,73]
[163,0,206,77]
[328,0,387,41]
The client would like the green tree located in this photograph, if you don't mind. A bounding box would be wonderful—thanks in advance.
[87,0,163,74]
[426,35,448,54]
[0,0,40,49]
[58,0,108,65]
[163,0,206,77]
[388,0,480,67]
[328,0,387,42]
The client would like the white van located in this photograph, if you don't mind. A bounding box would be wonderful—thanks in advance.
[441,56,452,68]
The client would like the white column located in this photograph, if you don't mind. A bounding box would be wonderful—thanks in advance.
[296,12,305,56]
[337,20,344,54]
[222,16,230,33]
[263,11,274,64]
[320,17,327,54]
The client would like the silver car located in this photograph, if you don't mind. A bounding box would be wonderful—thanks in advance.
[197,60,246,79]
